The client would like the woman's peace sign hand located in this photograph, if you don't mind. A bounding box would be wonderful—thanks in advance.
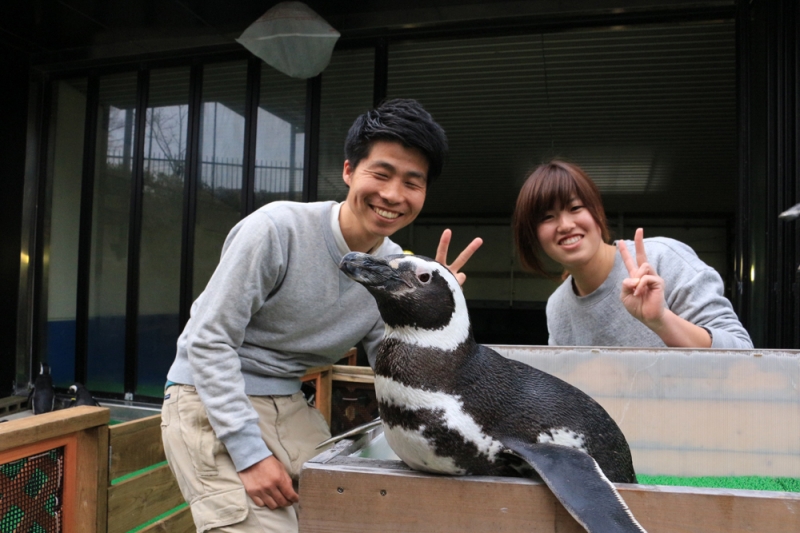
[618,228,666,325]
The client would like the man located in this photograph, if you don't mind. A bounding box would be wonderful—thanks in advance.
[161,99,482,532]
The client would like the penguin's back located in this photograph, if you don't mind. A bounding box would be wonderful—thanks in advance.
[375,340,636,482]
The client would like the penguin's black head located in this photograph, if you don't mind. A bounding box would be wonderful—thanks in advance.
[340,253,470,346]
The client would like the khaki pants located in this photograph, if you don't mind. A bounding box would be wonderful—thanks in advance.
[161,385,331,533]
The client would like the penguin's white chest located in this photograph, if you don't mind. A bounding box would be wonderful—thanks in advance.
[374,374,505,475]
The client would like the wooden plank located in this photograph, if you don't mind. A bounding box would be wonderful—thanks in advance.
[337,347,358,366]
[0,406,109,453]
[138,506,195,533]
[107,463,185,533]
[315,368,332,427]
[332,365,375,384]
[301,367,333,427]
[332,365,374,376]
[74,427,103,533]
[96,423,110,533]
[109,414,166,480]
[299,462,800,533]
[0,395,29,415]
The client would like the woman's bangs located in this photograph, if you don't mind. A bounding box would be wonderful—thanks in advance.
[534,169,577,216]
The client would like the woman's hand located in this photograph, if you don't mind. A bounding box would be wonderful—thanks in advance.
[618,228,666,326]
[618,228,712,347]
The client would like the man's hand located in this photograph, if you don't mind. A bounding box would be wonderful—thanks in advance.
[436,229,483,286]
[238,456,298,510]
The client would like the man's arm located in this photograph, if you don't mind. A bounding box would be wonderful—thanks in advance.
[184,214,297,507]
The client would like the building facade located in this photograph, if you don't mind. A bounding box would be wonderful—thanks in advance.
[0,0,797,399]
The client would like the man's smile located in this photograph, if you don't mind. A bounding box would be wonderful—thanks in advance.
[372,205,401,220]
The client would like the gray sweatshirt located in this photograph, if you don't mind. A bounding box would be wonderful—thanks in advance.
[167,201,401,471]
[546,237,753,349]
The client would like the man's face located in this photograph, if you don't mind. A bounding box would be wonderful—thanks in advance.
[341,140,428,248]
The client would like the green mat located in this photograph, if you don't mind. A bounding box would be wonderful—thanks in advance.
[638,474,800,492]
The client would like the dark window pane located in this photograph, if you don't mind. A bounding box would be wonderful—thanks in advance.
[44,79,87,388]
[193,61,248,298]
[136,67,190,397]
[318,48,374,201]
[87,72,138,393]
[387,23,736,305]
[254,66,306,208]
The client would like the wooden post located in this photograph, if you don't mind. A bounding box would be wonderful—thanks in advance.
[301,366,333,426]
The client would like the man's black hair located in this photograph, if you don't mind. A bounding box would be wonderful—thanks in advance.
[344,99,448,184]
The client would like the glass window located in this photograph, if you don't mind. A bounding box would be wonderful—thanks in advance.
[387,23,736,305]
[318,48,374,201]
[87,72,138,393]
[136,67,190,397]
[255,66,306,208]
[44,79,87,388]
[193,62,248,298]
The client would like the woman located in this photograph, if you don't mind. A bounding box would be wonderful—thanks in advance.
[513,160,753,349]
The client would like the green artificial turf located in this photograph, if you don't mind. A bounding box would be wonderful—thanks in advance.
[638,474,800,492]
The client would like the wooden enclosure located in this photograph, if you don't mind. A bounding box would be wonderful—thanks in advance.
[299,346,800,533]
[0,350,356,532]
[3,346,798,532]
[301,432,800,533]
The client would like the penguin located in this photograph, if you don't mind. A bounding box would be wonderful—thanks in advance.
[340,252,646,533]
[68,383,100,407]
[29,363,56,415]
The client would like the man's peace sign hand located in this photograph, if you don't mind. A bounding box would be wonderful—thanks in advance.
[436,229,483,286]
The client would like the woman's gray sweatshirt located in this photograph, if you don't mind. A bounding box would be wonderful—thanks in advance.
[167,201,401,471]
[546,237,753,349]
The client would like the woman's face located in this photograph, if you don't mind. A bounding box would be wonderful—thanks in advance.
[536,196,604,270]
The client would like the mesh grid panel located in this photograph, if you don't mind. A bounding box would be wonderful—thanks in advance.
[0,448,63,533]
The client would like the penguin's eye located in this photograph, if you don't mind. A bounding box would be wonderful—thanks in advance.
[418,273,431,283]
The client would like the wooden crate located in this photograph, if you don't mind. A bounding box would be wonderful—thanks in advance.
[299,346,800,533]
[299,422,800,533]
[106,415,193,533]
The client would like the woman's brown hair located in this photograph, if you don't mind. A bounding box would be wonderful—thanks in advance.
[513,160,610,277]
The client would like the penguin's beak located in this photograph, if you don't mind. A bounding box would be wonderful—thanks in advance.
[340,252,409,290]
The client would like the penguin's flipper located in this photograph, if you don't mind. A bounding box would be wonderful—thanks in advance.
[316,418,382,449]
[500,439,647,533]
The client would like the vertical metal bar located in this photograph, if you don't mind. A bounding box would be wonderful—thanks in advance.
[762,0,777,347]
[242,57,260,217]
[29,78,52,382]
[303,75,321,203]
[74,75,100,386]
[374,38,388,107]
[794,0,800,349]
[734,0,751,330]
[179,64,203,329]
[16,79,45,392]
[34,84,52,376]
[123,69,149,395]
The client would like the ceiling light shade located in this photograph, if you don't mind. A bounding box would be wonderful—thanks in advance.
[236,2,340,79]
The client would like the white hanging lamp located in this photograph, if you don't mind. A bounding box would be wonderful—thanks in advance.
[236,2,340,79]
